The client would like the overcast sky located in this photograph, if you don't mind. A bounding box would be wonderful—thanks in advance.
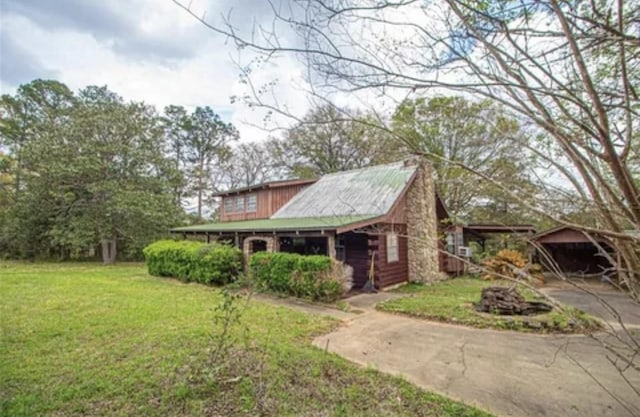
[0,0,310,142]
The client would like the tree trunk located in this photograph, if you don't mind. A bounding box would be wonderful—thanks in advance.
[14,150,22,199]
[616,241,640,301]
[101,238,117,264]
[197,160,204,220]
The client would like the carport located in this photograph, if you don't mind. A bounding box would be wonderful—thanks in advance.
[442,224,536,275]
[530,226,613,276]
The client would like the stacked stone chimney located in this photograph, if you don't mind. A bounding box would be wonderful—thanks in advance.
[406,158,441,283]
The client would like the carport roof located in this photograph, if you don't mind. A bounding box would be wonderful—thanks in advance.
[530,226,609,244]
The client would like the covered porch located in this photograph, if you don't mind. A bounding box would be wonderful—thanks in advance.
[170,216,403,290]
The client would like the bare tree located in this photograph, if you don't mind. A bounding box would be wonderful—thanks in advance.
[270,104,398,177]
[223,141,284,188]
[392,95,537,220]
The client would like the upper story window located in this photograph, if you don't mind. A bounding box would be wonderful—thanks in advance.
[235,196,245,212]
[222,193,259,216]
[246,194,257,212]
[224,197,233,214]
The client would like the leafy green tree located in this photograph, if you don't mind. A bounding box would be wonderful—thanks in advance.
[161,105,190,206]
[271,105,398,178]
[0,152,15,241]
[0,80,76,258]
[0,79,75,198]
[180,106,237,219]
[1,82,182,262]
[392,96,535,222]
[0,152,13,202]
[56,86,181,262]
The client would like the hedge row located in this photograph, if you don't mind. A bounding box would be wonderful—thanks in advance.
[249,252,343,302]
[143,240,242,285]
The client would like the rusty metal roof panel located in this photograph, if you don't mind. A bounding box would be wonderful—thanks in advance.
[272,161,417,219]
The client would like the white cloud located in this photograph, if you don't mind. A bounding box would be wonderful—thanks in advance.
[0,0,310,143]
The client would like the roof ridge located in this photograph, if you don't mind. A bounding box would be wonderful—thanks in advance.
[320,160,409,178]
[213,178,317,196]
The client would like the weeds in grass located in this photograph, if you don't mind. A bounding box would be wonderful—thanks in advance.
[187,287,278,415]
[2,263,493,417]
[209,289,251,365]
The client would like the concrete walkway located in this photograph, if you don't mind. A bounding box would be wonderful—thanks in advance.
[256,291,640,417]
[313,312,640,417]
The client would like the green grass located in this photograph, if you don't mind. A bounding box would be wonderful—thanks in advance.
[378,277,602,333]
[0,262,492,417]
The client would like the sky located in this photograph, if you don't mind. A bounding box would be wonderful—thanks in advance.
[0,0,310,142]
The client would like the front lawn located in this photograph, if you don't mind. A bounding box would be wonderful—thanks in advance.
[378,277,602,333]
[0,262,491,417]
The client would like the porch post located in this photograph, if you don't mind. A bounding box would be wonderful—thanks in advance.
[327,233,337,258]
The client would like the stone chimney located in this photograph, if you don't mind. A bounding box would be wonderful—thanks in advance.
[406,158,441,282]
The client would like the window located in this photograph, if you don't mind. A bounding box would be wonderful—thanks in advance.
[235,196,244,212]
[224,198,234,213]
[246,193,257,212]
[335,237,346,261]
[386,233,399,263]
[446,233,455,254]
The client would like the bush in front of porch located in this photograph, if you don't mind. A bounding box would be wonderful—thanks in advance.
[143,239,243,285]
[249,252,344,302]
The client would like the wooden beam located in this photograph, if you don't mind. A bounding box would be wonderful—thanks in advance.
[327,233,337,258]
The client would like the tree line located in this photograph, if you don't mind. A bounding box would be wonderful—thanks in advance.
[1,79,548,262]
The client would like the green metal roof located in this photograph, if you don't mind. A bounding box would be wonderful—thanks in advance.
[272,161,417,219]
[171,215,380,233]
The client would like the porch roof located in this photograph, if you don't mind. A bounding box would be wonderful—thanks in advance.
[171,214,380,234]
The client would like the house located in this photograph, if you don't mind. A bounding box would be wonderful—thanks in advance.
[529,226,614,276]
[171,159,449,288]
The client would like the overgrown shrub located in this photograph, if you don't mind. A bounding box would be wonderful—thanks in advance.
[482,249,544,283]
[249,252,344,302]
[143,240,242,285]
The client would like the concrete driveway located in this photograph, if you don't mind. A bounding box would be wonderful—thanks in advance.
[311,293,640,417]
[541,280,640,328]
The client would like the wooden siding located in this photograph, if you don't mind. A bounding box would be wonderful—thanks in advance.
[386,193,408,224]
[372,224,409,288]
[220,183,310,222]
[438,240,449,273]
[269,184,309,215]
